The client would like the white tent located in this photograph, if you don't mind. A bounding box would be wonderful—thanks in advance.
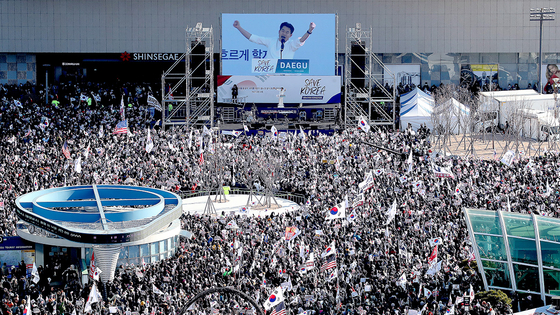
[479,89,538,108]
[399,87,434,131]
[478,90,539,116]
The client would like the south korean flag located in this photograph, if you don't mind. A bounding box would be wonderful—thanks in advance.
[263,287,284,310]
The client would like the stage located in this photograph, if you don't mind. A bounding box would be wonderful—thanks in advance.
[181,194,302,217]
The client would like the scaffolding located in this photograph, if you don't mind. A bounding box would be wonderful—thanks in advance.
[161,23,214,129]
[344,25,396,128]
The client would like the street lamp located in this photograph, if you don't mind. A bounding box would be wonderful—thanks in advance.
[43,64,51,105]
[553,77,560,119]
[530,7,555,94]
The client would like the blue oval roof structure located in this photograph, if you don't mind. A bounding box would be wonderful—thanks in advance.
[16,185,182,244]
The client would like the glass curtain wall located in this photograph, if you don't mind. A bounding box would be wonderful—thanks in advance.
[464,208,560,304]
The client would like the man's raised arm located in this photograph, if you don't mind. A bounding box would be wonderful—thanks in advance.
[233,20,252,40]
[299,22,316,43]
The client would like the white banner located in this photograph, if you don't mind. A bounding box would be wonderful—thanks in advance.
[500,150,515,166]
[217,75,341,104]
[385,65,421,87]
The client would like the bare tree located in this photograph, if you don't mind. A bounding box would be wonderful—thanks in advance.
[236,140,282,210]
[431,84,486,158]
[236,148,262,207]
[499,97,530,156]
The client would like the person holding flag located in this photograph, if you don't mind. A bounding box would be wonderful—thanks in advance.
[385,200,397,225]
[113,119,128,134]
[31,263,40,284]
[119,95,126,120]
[84,283,103,313]
[93,266,102,281]
[321,241,336,258]
[427,243,438,269]
[263,286,284,310]
[89,252,96,280]
[325,202,346,220]
[23,296,31,315]
[147,93,162,111]
[62,140,71,159]
[271,125,278,138]
[358,117,370,132]
[146,128,154,153]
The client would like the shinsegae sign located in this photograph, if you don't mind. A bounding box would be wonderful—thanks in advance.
[120,51,182,61]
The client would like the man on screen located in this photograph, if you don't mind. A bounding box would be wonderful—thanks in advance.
[233,20,315,59]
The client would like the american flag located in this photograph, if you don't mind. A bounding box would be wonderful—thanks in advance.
[320,254,336,272]
[62,141,71,159]
[269,301,286,315]
[306,255,315,269]
[113,120,128,134]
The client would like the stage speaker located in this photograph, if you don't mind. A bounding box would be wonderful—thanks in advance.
[350,41,366,88]
[190,41,206,89]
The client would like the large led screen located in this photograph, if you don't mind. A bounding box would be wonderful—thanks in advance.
[222,14,336,76]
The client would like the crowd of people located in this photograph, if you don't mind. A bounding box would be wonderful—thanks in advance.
[1,80,559,315]
[386,81,539,99]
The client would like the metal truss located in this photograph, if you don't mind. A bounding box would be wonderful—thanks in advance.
[344,26,396,128]
[161,24,214,129]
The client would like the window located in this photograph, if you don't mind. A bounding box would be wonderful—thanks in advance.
[150,242,159,255]
[503,212,535,238]
[128,246,139,258]
[475,234,507,261]
[513,264,540,292]
[482,260,511,288]
[508,237,537,265]
[140,244,149,257]
[541,241,560,269]
[468,210,502,235]
[538,217,560,242]
[119,246,128,260]
[543,269,560,295]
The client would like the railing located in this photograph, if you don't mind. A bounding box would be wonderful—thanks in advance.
[179,188,307,205]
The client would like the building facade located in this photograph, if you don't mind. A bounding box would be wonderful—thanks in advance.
[1,0,559,89]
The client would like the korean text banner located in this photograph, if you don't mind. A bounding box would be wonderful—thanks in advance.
[217,75,341,104]
[222,14,336,76]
